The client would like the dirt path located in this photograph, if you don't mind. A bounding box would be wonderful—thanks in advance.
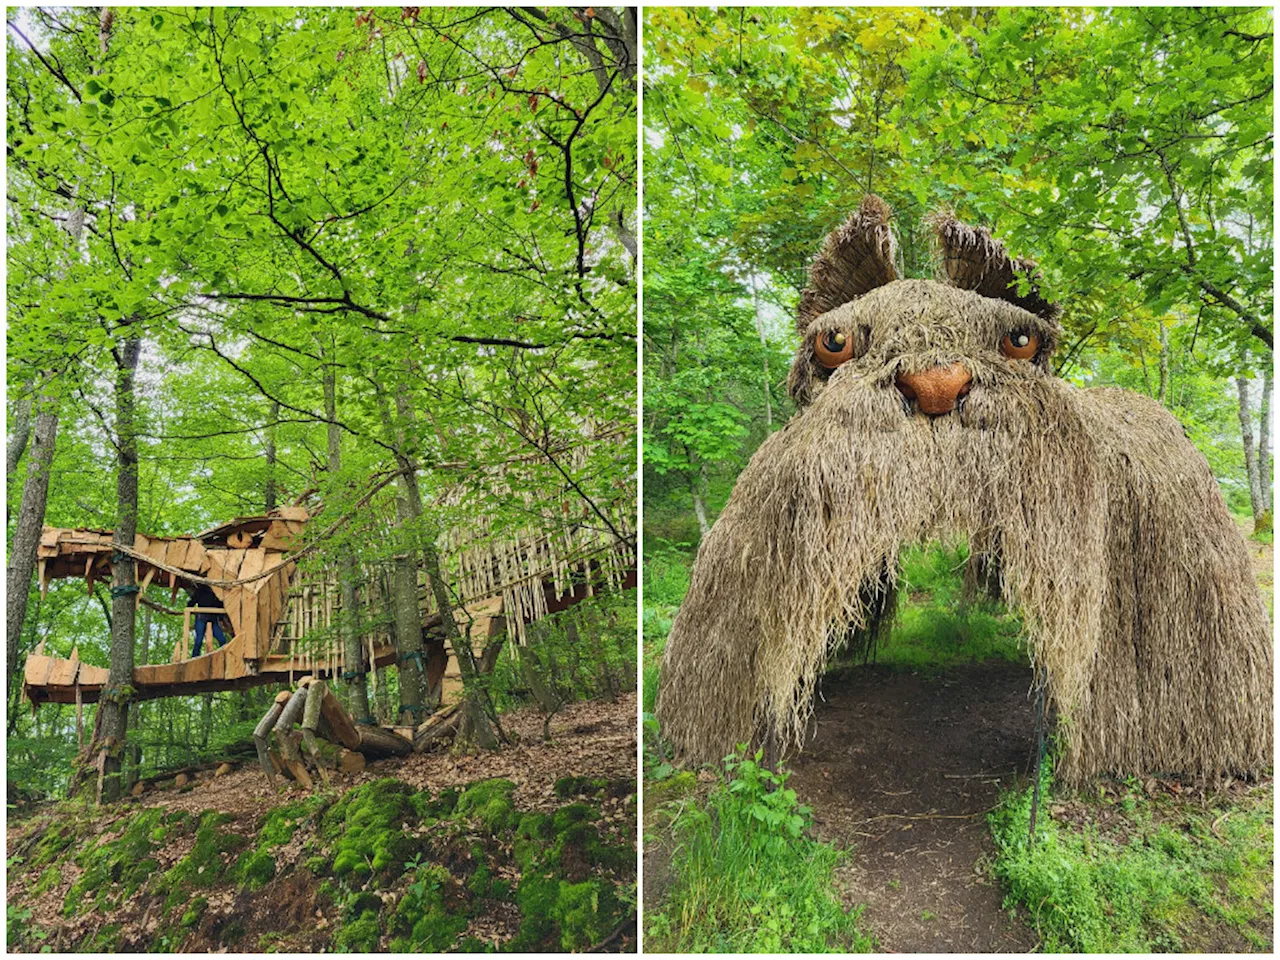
[786,661,1039,953]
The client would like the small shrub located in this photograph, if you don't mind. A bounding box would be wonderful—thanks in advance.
[646,748,872,953]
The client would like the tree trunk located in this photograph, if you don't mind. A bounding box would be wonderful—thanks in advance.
[420,529,497,749]
[1237,376,1264,522]
[750,271,773,430]
[1157,323,1170,406]
[323,360,371,722]
[390,476,429,725]
[126,604,152,784]
[6,391,59,697]
[692,464,711,538]
[264,399,279,512]
[97,331,142,803]
[1259,369,1272,516]
[7,390,33,489]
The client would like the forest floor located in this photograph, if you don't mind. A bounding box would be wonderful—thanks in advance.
[6,694,637,954]
[787,661,1039,952]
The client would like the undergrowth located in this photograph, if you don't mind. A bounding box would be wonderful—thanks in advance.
[865,541,1027,671]
[645,748,873,953]
[990,769,1273,952]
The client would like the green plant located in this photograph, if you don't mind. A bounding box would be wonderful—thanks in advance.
[646,747,873,953]
[989,772,1273,952]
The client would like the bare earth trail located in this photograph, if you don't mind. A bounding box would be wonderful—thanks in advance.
[787,661,1039,953]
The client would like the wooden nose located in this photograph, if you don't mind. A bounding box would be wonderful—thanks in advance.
[895,363,973,415]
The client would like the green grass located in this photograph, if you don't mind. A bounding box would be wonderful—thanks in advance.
[645,750,873,953]
[869,541,1027,671]
[990,772,1274,952]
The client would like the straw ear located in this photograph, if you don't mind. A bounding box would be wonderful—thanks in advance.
[797,195,899,330]
[932,213,1060,321]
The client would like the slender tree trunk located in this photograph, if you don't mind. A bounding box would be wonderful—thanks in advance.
[390,469,429,725]
[1237,376,1264,522]
[323,360,371,721]
[7,390,34,487]
[126,603,152,785]
[750,271,773,429]
[96,332,141,802]
[692,464,711,538]
[1259,369,1272,515]
[264,399,279,512]
[6,392,59,696]
[1157,323,1170,406]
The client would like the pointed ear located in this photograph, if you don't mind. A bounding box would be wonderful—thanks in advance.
[797,195,899,330]
[932,214,1060,321]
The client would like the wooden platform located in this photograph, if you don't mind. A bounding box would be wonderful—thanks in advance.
[22,501,636,708]
[23,596,508,706]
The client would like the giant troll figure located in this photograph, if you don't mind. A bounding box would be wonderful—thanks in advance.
[657,197,1272,785]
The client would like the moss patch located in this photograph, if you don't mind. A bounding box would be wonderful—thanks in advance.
[454,778,518,835]
[387,863,469,952]
[162,812,247,909]
[322,778,420,882]
[63,808,165,917]
[234,795,328,891]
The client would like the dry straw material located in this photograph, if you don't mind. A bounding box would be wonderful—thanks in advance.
[658,199,1272,785]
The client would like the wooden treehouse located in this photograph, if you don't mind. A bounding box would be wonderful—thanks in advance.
[23,497,637,711]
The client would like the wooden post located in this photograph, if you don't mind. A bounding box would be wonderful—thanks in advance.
[182,607,191,660]
[254,692,289,784]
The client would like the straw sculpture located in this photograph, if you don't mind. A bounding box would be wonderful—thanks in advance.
[658,197,1272,785]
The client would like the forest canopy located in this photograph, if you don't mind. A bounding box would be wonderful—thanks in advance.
[643,5,1273,538]
[7,6,637,800]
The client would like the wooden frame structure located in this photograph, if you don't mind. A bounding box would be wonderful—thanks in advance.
[23,504,637,708]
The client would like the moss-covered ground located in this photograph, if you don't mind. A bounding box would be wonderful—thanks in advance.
[6,771,636,953]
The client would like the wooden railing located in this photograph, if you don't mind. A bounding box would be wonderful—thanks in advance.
[172,607,229,662]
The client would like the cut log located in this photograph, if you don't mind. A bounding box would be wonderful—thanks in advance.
[254,700,286,782]
[130,782,145,797]
[413,704,461,753]
[318,687,361,750]
[215,763,232,777]
[354,725,413,759]
[174,773,189,788]
[301,680,332,787]
[337,749,366,774]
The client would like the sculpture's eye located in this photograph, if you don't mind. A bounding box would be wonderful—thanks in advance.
[814,329,856,369]
[1000,330,1040,361]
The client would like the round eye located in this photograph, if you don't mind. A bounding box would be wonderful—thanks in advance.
[1000,330,1040,361]
[814,329,856,369]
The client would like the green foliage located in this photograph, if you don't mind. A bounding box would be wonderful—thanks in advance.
[483,591,639,716]
[646,749,873,953]
[990,777,1274,952]
[870,542,1027,672]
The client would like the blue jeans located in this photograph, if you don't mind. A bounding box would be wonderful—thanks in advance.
[192,614,227,657]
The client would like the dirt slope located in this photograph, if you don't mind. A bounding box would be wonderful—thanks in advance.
[7,695,638,954]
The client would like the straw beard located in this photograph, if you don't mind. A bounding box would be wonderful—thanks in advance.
[656,203,1272,785]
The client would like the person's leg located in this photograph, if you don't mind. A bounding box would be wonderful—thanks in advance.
[212,618,227,649]
[192,614,208,657]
